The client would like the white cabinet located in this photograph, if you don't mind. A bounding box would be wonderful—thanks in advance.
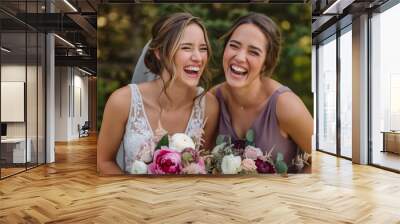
[1,138,32,163]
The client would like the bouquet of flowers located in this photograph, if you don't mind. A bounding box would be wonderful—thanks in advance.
[129,128,310,175]
[129,133,206,175]
[204,129,311,175]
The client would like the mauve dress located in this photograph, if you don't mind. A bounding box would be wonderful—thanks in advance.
[216,86,301,172]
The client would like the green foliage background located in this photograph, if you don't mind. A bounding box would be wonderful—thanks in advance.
[98,3,312,130]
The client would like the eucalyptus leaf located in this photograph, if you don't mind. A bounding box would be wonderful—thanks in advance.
[155,134,169,150]
[182,152,193,162]
[276,152,284,161]
[216,135,226,145]
[275,160,288,174]
[246,141,255,147]
[275,153,288,174]
[246,129,255,143]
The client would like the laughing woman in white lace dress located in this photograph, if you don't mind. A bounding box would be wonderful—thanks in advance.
[97,13,219,175]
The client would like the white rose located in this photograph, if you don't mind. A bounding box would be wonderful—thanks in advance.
[221,154,242,174]
[169,133,195,153]
[130,160,148,174]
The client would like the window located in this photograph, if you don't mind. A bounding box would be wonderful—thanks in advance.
[339,27,352,158]
[371,2,400,171]
[317,35,337,154]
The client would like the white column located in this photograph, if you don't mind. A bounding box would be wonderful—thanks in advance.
[46,33,55,163]
[46,1,55,163]
[352,14,369,164]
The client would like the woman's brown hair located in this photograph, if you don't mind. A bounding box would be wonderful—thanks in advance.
[144,12,212,101]
[221,12,281,77]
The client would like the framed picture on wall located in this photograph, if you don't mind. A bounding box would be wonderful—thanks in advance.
[97,3,313,176]
[1,81,25,122]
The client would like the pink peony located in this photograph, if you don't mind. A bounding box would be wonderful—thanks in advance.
[241,158,257,172]
[243,145,263,160]
[181,158,206,174]
[148,148,182,174]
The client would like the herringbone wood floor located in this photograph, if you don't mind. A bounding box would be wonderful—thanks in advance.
[1,135,400,224]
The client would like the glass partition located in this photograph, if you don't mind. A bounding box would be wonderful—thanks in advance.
[317,35,337,154]
[1,28,28,178]
[0,1,46,179]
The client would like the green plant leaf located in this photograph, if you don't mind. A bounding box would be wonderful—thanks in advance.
[276,152,284,162]
[216,134,226,145]
[275,160,288,174]
[155,134,169,150]
[246,129,255,143]
[246,141,255,147]
[181,152,193,162]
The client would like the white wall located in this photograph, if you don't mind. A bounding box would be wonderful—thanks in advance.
[1,63,46,164]
[1,65,36,138]
[1,65,26,141]
[55,67,69,141]
[54,67,89,141]
[72,72,89,138]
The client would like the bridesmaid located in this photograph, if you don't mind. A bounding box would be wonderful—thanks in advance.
[212,13,313,172]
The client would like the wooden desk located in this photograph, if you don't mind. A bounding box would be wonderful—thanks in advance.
[381,131,400,154]
[1,138,32,163]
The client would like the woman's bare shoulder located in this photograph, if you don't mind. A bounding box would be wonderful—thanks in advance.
[205,91,219,108]
[136,80,158,91]
[109,85,131,101]
[275,90,309,123]
[204,91,220,120]
[263,78,283,95]
[106,85,132,115]
[274,86,313,153]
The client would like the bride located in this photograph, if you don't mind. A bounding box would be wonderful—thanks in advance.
[97,12,219,174]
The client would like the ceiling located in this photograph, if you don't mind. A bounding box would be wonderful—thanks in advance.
[0,0,102,74]
[311,0,389,43]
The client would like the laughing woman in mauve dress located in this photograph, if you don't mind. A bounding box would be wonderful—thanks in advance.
[212,13,313,173]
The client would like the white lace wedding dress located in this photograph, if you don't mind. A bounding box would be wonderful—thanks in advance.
[116,84,206,173]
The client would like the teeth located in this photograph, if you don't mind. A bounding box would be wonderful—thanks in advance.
[185,66,200,72]
[231,65,247,73]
